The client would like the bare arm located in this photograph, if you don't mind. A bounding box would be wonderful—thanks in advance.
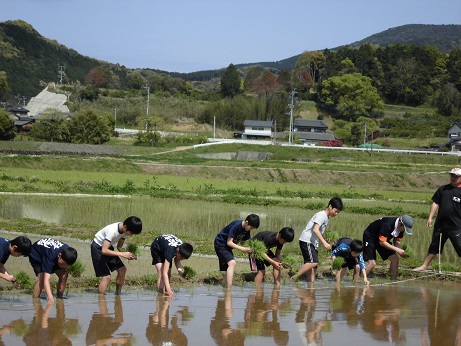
[312,223,331,251]
[55,268,68,299]
[379,239,405,257]
[43,272,55,304]
[102,240,133,260]
[427,202,439,228]
[162,260,174,298]
[0,263,15,283]
[174,257,185,278]
[226,237,252,254]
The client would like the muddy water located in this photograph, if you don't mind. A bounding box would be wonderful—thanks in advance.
[0,280,459,346]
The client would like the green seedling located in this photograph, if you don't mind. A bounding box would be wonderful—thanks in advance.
[67,260,86,277]
[15,271,32,289]
[246,239,267,261]
[126,243,140,259]
[183,266,196,279]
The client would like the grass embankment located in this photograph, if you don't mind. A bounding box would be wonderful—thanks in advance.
[1,142,461,290]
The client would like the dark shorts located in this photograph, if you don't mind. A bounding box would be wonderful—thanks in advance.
[150,247,165,265]
[91,241,125,277]
[214,245,234,271]
[253,250,275,270]
[299,241,319,264]
[363,233,395,261]
[428,228,461,257]
[342,257,358,270]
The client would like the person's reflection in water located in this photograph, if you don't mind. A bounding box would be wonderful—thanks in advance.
[210,289,245,346]
[329,285,367,327]
[242,284,289,345]
[145,293,189,346]
[359,286,405,343]
[23,299,79,345]
[85,295,132,345]
[295,287,328,346]
[420,287,461,346]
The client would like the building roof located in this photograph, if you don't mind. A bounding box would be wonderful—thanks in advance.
[293,119,328,129]
[293,131,336,141]
[244,120,273,127]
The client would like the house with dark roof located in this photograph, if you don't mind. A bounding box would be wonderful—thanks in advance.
[448,121,461,151]
[243,120,272,139]
[290,119,337,144]
[293,119,328,133]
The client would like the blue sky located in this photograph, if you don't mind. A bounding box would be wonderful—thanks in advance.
[1,0,460,73]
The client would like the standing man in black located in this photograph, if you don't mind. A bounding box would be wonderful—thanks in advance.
[414,168,461,271]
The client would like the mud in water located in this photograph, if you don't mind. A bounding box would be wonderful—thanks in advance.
[0,279,459,346]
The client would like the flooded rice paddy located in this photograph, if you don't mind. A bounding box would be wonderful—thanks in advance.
[0,280,459,345]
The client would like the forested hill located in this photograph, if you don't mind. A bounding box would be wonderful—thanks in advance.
[171,24,461,80]
[1,20,460,97]
[343,24,461,53]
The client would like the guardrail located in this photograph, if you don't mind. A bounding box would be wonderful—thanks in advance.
[196,138,459,156]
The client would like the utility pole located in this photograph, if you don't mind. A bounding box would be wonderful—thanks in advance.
[288,89,297,144]
[114,108,117,131]
[143,85,150,130]
[143,85,150,115]
[58,65,66,84]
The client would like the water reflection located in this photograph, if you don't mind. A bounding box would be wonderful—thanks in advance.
[329,285,367,327]
[240,284,290,345]
[0,283,460,345]
[295,287,328,345]
[359,286,405,343]
[146,294,190,346]
[420,287,461,346]
[85,295,132,345]
[24,299,80,345]
[210,289,245,345]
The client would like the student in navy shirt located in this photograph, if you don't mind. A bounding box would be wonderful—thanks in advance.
[0,236,32,283]
[150,234,193,298]
[28,238,77,303]
[331,237,369,285]
[214,214,260,287]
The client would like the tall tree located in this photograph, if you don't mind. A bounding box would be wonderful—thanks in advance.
[319,73,384,121]
[0,108,15,140]
[220,64,241,98]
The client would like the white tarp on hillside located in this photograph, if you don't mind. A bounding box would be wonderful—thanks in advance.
[26,87,69,116]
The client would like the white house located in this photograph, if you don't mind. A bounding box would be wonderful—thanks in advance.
[243,120,272,139]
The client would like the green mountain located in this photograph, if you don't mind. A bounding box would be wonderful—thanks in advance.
[342,24,461,52]
[166,24,461,81]
[1,20,460,98]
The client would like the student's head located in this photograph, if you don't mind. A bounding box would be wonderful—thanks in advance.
[278,227,295,243]
[327,196,343,217]
[178,243,193,260]
[123,216,143,235]
[350,239,363,257]
[244,214,260,230]
[58,247,78,269]
[9,236,32,257]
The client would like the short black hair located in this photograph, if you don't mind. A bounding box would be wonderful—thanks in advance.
[178,243,193,259]
[246,214,260,228]
[124,216,142,234]
[350,239,363,253]
[10,236,32,256]
[61,247,78,265]
[279,227,295,242]
[328,196,343,211]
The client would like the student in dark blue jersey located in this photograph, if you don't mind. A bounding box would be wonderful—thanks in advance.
[214,214,260,287]
[0,236,32,284]
[28,238,77,303]
[151,234,193,298]
[331,237,369,285]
